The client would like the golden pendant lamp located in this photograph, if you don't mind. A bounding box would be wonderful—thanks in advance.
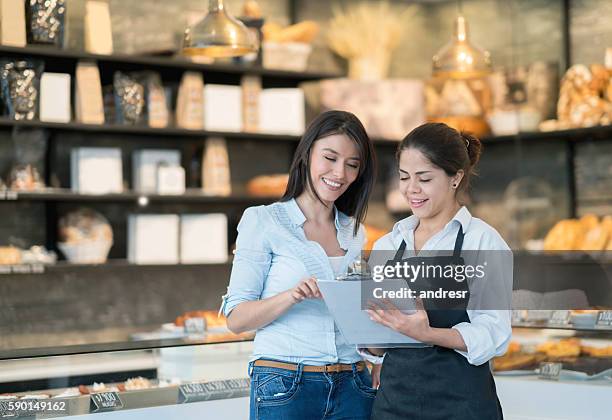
[432,14,491,79]
[182,0,258,58]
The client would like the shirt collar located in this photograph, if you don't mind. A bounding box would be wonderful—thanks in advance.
[397,206,472,238]
[450,206,472,232]
[284,198,349,231]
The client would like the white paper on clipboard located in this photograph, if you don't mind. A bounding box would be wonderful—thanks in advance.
[317,279,427,348]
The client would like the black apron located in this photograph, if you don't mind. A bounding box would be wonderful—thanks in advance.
[371,227,503,420]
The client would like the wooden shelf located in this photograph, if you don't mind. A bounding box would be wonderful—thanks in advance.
[375,124,612,147]
[0,188,279,204]
[513,323,612,333]
[0,45,339,84]
[13,117,609,146]
[481,125,612,144]
[0,118,303,142]
[0,332,252,361]
[0,260,233,276]
[48,259,232,270]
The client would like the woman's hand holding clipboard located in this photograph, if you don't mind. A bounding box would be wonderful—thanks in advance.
[367,298,432,343]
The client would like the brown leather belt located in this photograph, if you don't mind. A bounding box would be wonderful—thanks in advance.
[253,359,365,373]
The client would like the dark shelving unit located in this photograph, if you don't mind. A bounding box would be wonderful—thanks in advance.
[1,42,611,359]
[0,44,333,266]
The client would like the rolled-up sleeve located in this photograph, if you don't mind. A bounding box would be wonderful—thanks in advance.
[221,206,272,317]
[452,310,511,366]
[452,230,513,365]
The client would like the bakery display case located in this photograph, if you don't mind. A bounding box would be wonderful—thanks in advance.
[490,246,612,419]
[0,309,254,419]
[0,338,253,419]
[492,326,612,420]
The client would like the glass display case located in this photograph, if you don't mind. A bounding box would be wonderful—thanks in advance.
[0,336,254,419]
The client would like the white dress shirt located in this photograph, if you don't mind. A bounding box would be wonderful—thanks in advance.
[361,206,512,366]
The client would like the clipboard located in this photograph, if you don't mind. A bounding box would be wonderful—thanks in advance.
[317,279,427,347]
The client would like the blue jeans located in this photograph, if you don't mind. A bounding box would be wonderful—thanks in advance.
[249,360,376,420]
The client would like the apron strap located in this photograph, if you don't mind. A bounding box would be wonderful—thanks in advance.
[453,225,465,259]
[393,240,407,262]
[394,224,463,261]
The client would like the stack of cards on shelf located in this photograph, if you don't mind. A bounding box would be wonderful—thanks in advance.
[132,149,184,194]
[259,88,305,135]
[0,0,26,47]
[71,147,123,194]
[75,61,105,124]
[204,84,242,131]
[128,214,179,264]
[180,214,228,263]
[40,73,71,123]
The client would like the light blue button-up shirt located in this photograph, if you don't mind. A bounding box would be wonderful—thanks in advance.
[221,198,366,365]
[372,206,512,366]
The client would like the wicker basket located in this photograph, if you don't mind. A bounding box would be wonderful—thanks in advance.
[58,240,112,264]
[263,42,312,72]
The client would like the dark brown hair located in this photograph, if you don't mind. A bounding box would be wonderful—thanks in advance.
[281,110,376,236]
[397,122,482,196]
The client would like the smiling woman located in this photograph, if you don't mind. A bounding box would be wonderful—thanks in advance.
[282,110,376,236]
[221,110,378,420]
[365,122,511,420]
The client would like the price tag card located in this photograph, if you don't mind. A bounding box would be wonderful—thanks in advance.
[511,310,524,324]
[184,317,206,334]
[596,311,612,327]
[178,378,250,403]
[538,362,562,381]
[90,392,123,412]
[549,310,570,325]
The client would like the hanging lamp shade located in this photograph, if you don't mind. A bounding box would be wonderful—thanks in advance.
[182,0,258,58]
[432,15,491,79]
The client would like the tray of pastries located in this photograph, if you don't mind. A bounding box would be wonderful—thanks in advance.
[493,338,612,379]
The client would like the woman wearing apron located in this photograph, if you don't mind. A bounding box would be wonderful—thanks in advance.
[221,110,378,420]
[365,122,512,420]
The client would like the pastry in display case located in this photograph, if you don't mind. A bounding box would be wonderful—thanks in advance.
[0,340,253,418]
[494,333,612,378]
[543,214,612,251]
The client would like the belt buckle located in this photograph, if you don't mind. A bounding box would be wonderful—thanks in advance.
[324,364,341,373]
